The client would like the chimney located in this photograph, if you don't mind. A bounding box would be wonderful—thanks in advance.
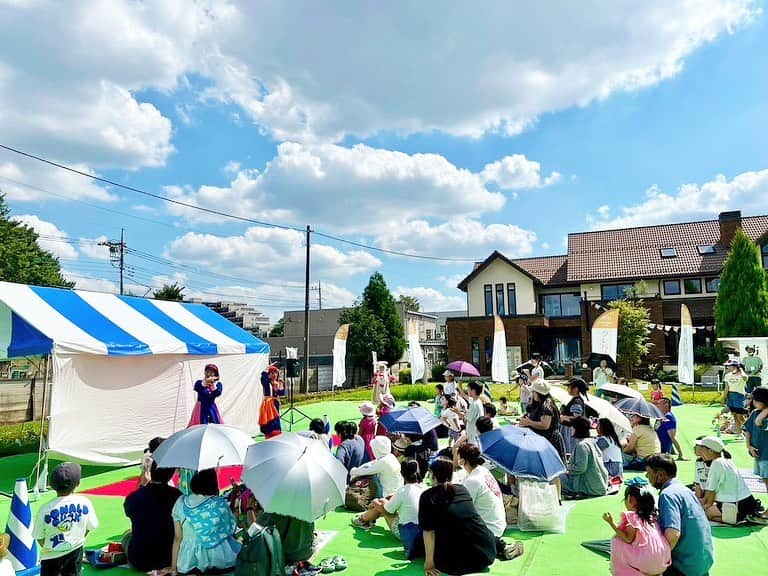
[718,210,742,245]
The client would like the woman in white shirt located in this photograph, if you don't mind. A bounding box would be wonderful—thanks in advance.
[698,436,760,523]
[351,459,426,557]
[349,436,403,498]
[595,418,624,480]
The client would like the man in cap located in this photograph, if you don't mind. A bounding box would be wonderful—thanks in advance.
[33,463,99,576]
[743,345,763,394]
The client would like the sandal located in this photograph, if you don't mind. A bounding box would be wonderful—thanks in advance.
[319,559,335,574]
[331,556,347,571]
[502,541,524,561]
[350,516,372,530]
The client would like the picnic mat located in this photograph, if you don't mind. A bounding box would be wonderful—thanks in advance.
[741,470,767,494]
[81,466,244,497]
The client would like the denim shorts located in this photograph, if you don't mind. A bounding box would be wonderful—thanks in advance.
[726,392,747,414]
[755,459,768,480]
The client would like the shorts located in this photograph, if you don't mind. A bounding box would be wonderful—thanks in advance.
[755,459,768,480]
[396,522,423,559]
[715,496,760,523]
[41,547,83,576]
[449,429,461,442]
[726,392,747,414]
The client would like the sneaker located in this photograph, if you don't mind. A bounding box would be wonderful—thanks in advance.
[502,541,524,561]
[351,516,372,530]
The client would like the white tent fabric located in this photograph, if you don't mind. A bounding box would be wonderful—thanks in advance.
[0,281,269,464]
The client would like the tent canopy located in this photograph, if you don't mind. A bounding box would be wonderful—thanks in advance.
[0,281,268,358]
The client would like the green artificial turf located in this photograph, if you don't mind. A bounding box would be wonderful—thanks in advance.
[0,402,765,576]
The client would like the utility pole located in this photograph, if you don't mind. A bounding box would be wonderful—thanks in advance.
[311,281,322,310]
[303,225,311,394]
[99,229,126,295]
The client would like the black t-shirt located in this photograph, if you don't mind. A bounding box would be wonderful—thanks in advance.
[418,484,496,575]
[124,483,182,571]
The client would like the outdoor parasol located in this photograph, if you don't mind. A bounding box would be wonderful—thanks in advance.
[586,352,618,372]
[445,360,481,377]
[379,406,442,435]
[479,425,566,481]
[615,397,665,420]
[516,360,555,378]
[151,424,255,470]
[596,382,643,400]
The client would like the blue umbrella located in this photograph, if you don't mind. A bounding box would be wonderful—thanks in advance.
[379,407,442,435]
[479,425,566,481]
[614,397,665,420]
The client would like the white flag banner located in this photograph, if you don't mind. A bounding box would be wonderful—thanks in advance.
[592,309,619,361]
[678,305,694,385]
[408,321,425,383]
[332,324,349,388]
[491,315,509,384]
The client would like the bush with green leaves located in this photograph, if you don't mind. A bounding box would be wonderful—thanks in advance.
[607,299,652,377]
[431,363,446,382]
[399,367,412,384]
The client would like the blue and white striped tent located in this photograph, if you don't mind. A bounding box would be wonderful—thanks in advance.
[0,281,270,465]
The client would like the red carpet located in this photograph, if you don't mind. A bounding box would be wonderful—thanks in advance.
[82,466,243,497]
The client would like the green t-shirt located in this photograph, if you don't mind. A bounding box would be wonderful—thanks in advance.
[743,355,763,377]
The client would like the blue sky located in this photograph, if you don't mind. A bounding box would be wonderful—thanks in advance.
[1,1,767,320]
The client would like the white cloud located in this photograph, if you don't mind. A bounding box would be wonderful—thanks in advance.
[78,236,111,261]
[0,159,115,202]
[481,155,560,190]
[394,286,466,312]
[165,226,382,282]
[588,169,768,229]
[438,274,468,290]
[10,214,78,259]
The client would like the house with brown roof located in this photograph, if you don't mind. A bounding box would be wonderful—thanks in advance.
[447,210,768,377]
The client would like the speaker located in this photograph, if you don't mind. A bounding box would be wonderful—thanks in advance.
[286,358,299,378]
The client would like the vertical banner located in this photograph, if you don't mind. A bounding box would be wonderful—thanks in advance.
[491,315,509,384]
[675,304,693,405]
[407,321,425,383]
[591,309,619,361]
[332,324,349,388]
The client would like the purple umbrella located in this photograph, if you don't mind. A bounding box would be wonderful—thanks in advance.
[445,360,480,377]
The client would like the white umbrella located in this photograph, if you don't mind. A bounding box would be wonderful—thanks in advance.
[596,383,643,400]
[152,424,255,470]
[548,384,572,405]
[549,384,632,435]
[243,433,347,523]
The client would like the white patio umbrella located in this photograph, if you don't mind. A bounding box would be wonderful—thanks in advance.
[243,433,347,523]
[152,424,255,470]
[596,383,644,400]
[549,384,632,435]
[548,383,572,405]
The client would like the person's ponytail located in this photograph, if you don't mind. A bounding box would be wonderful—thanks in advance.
[722,449,732,459]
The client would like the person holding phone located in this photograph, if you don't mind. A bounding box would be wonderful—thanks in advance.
[188,364,224,425]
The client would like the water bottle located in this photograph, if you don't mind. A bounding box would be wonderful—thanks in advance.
[323,414,330,434]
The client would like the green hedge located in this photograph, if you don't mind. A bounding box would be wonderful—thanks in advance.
[0,421,45,457]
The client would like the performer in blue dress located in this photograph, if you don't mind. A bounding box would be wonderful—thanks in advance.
[188,364,224,426]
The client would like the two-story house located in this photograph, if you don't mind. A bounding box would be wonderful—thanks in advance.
[447,210,768,376]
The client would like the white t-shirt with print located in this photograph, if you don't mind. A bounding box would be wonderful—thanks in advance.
[33,494,99,559]
[441,407,461,432]
[461,466,506,537]
[384,482,427,526]
[705,457,752,503]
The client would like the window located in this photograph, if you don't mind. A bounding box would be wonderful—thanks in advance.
[541,293,582,317]
[698,245,715,255]
[425,329,433,340]
[472,337,480,367]
[484,284,493,316]
[660,247,677,258]
[763,244,768,270]
[706,277,720,293]
[683,278,702,294]
[663,279,681,295]
[496,284,505,316]
[484,336,492,371]
[601,284,635,301]
[507,283,517,316]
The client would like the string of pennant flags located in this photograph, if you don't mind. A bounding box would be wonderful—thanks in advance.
[590,301,714,334]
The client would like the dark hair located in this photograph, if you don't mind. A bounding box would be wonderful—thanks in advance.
[635,415,651,426]
[658,397,672,410]
[408,401,421,408]
[598,418,621,447]
[753,387,768,405]
[484,402,497,417]
[436,447,454,460]
[430,458,455,485]
[150,461,175,485]
[335,421,356,440]
[499,396,508,403]
[571,417,591,439]
[722,449,732,459]
[435,384,444,392]
[445,396,457,408]
[625,484,656,523]
[457,443,484,467]
[401,459,421,483]
[567,377,589,398]
[651,378,660,386]
[190,468,219,496]
[148,436,165,453]
[309,418,325,435]
[645,454,677,477]
[467,381,482,395]
[476,416,494,435]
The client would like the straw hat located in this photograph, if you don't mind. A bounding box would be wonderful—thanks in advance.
[359,402,376,417]
[531,380,551,396]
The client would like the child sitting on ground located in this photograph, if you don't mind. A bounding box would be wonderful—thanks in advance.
[33,463,99,576]
[602,484,671,576]
[498,396,516,416]
[692,436,711,499]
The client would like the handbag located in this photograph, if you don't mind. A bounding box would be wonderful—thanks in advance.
[344,475,377,512]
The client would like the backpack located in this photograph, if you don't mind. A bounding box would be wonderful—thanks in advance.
[234,524,284,576]
[344,475,377,512]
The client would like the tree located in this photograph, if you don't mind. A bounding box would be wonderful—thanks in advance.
[0,194,73,288]
[397,294,421,312]
[339,303,389,369]
[715,228,768,337]
[269,318,285,337]
[608,298,652,377]
[363,272,406,365]
[153,282,185,301]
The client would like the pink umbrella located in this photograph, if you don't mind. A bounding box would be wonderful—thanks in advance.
[445,360,480,377]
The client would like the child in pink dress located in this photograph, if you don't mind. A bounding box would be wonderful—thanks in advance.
[602,484,671,576]
[359,402,377,462]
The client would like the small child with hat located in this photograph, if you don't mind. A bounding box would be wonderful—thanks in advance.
[33,462,99,576]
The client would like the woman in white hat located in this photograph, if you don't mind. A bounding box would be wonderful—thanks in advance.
[723,359,749,430]
[697,436,761,523]
[519,380,566,463]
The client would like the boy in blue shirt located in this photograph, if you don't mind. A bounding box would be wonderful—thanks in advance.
[655,398,687,460]
[744,387,768,518]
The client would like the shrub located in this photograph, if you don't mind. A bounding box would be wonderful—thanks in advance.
[399,367,412,384]
[431,363,446,382]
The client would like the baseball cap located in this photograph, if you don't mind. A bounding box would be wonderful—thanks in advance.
[695,436,725,453]
[51,462,82,493]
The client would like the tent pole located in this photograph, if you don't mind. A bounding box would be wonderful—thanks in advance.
[33,354,50,496]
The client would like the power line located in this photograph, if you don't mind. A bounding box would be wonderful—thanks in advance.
[0,143,484,263]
